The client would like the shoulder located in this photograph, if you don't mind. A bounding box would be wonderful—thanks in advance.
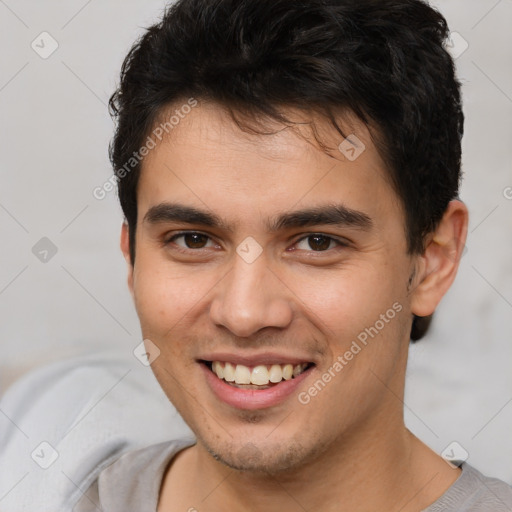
[73,438,196,512]
[0,354,191,511]
[425,462,512,512]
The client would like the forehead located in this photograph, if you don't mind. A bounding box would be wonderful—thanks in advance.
[136,101,401,229]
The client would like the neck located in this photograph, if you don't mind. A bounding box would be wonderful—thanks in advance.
[160,409,460,512]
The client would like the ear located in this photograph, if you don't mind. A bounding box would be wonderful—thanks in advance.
[410,200,468,317]
[120,221,134,298]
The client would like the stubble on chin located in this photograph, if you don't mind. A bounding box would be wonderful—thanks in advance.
[198,432,332,476]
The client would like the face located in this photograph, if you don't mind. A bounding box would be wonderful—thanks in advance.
[123,101,418,473]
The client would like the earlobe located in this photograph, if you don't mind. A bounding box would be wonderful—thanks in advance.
[410,200,468,317]
[120,222,135,297]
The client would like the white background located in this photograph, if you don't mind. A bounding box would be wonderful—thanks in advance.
[1,0,511,482]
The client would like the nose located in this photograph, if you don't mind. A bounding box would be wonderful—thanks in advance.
[209,251,294,338]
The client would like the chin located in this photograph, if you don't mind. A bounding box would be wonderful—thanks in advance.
[199,433,323,475]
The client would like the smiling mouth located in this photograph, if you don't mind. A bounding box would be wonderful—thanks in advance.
[201,360,315,390]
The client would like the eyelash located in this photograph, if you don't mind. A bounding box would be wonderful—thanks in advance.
[164,231,349,254]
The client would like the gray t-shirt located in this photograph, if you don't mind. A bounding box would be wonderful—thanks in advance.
[73,439,512,511]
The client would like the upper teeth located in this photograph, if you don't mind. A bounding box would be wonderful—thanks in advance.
[211,361,308,385]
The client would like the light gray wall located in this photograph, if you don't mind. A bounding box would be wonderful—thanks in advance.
[1,0,511,481]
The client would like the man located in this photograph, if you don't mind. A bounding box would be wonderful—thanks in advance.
[75,0,512,510]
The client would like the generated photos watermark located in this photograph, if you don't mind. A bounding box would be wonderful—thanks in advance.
[93,97,198,200]
[298,301,403,405]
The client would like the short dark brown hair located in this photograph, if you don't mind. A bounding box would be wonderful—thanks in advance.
[108,0,464,341]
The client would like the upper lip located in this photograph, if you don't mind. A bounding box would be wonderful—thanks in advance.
[199,351,316,367]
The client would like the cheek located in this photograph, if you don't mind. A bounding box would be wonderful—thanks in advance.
[289,263,399,336]
[132,255,223,340]
[132,263,191,332]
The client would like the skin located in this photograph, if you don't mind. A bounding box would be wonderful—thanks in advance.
[120,100,468,511]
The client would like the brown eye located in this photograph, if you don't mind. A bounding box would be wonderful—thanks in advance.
[294,234,346,252]
[183,233,209,248]
[308,235,331,251]
[168,232,215,250]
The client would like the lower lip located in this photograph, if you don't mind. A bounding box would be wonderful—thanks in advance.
[201,363,313,410]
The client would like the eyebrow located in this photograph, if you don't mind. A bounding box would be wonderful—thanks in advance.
[143,202,373,232]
